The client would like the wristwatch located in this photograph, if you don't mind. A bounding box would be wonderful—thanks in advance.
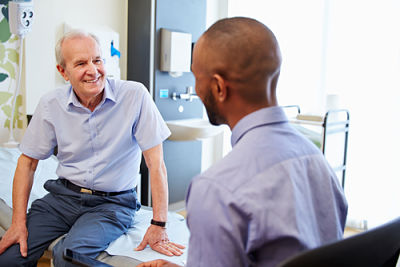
[151,219,166,228]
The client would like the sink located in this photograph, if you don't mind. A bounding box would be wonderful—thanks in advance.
[166,118,225,141]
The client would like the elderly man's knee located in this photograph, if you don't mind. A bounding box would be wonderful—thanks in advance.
[0,245,33,267]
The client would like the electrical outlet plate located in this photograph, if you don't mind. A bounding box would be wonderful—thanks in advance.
[8,1,34,37]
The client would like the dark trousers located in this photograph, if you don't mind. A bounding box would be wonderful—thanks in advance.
[0,179,140,267]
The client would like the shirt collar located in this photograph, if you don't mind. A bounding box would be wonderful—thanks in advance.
[231,106,288,147]
[66,78,116,109]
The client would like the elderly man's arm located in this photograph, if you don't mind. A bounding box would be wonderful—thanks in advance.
[135,144,184,256]
[0,154,38,257]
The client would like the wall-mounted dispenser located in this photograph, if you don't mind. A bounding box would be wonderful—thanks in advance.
[160,28,192,78]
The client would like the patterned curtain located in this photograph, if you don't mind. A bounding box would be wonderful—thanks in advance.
[0,0,27,145]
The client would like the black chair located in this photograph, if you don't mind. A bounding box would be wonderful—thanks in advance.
[278,217,400,267]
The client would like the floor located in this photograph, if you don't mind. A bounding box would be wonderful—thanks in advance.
[38,259,50,267]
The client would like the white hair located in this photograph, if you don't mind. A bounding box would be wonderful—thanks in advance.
[55,29,101,67]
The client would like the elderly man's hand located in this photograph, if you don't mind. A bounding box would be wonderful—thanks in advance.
[137,259,181,267]
[0,223,28,257]
[135,225,185,256]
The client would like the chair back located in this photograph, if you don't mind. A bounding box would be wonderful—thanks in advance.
[278,217,400,267]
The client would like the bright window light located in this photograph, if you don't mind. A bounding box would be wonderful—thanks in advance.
[229,0,400,228]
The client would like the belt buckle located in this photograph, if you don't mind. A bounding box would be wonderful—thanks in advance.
[80,188,93,194]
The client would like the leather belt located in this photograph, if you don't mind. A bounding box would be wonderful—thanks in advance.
[61,179,133,197]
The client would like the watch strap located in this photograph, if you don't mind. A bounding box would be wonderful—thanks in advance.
[151,219,166,228]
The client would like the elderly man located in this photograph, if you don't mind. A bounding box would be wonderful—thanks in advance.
[139,17,347,267]
[0,30,183,266]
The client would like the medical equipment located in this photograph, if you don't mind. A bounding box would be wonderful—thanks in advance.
[284,105,350,188]
[4,0,34,147]
[8,0,34,37]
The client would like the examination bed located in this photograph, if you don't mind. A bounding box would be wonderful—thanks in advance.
[0,147,189,266]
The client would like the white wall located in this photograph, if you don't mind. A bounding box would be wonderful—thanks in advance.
[24,0,128,114]
[206,0,228,28]
[229,0,327,114]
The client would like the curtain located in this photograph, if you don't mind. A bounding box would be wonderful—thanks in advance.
[0,0,27,145]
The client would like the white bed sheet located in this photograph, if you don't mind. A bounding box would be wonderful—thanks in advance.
[106,208,189,266]
[0,147,58,209]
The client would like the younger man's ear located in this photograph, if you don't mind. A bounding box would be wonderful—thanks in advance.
[211,74,227,102]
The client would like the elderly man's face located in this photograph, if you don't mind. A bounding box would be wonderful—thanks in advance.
[57,36,106,103]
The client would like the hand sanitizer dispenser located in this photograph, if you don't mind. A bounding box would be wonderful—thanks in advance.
[160,28,192,77]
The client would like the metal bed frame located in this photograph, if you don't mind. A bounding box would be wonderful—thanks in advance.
[284,105,350,189]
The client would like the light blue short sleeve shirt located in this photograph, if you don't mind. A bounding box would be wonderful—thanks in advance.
[20,79,170,192]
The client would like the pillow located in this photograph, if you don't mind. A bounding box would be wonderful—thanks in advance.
[0,147,59,209]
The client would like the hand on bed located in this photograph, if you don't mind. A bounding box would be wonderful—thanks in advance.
[137,259,180,267]
[0,223,28,257]
[135,224,185,256]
